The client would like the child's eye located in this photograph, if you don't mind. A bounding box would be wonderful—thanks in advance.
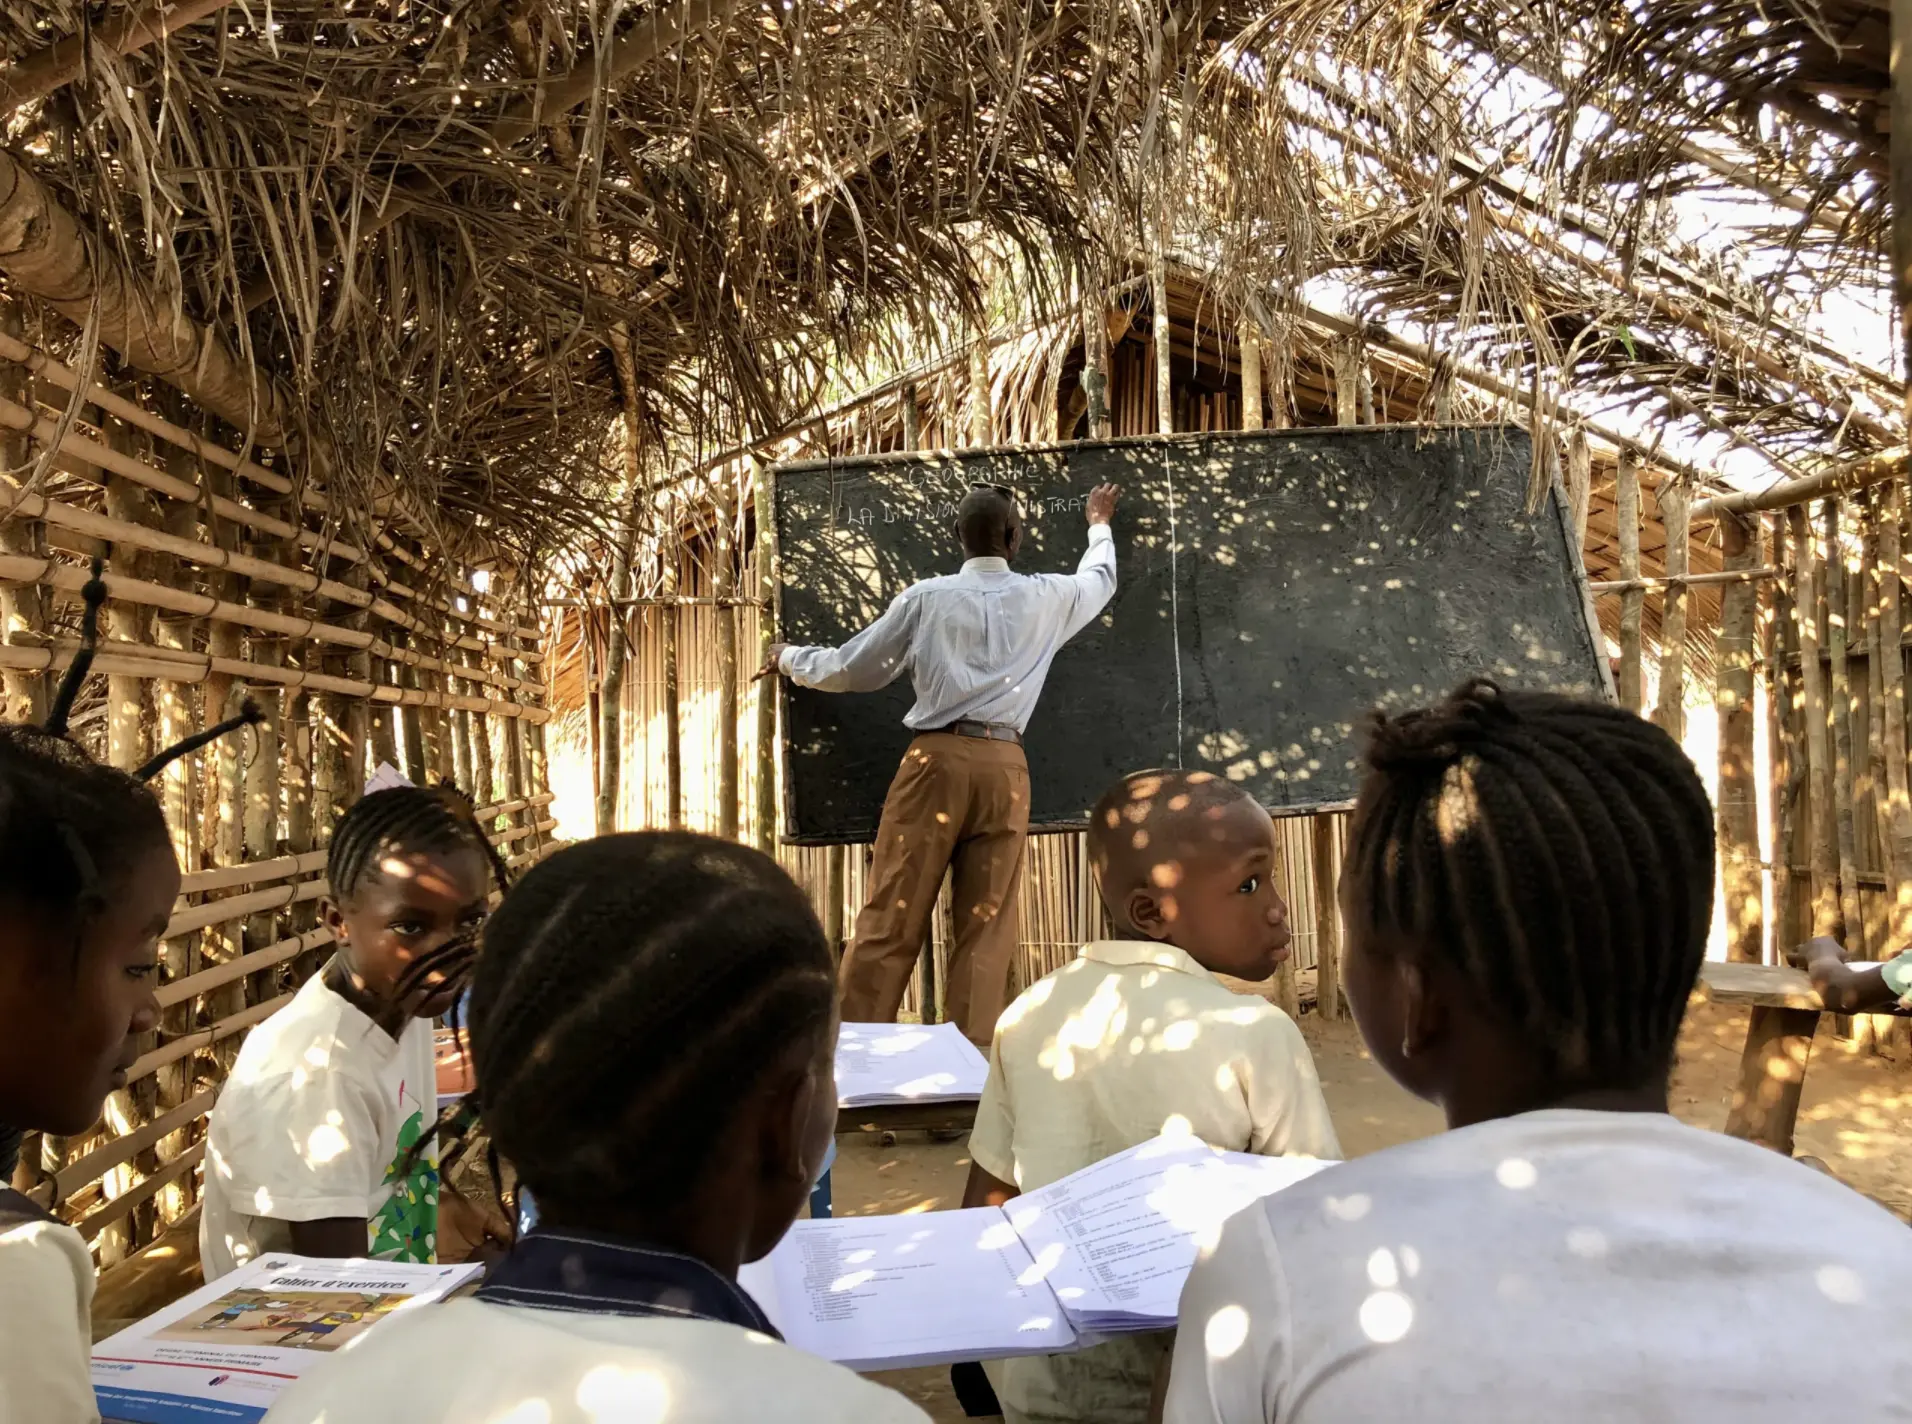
[126,963,158,981]
[1238,876,1262,895]
[390,920,428,937]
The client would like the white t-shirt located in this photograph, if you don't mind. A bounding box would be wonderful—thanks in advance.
[0,1206,97,1424]
[261,1297,933,1423]
[201,972,440,1280]
[1165,1110,1912,1423]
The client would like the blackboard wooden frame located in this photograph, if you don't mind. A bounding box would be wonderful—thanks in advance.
[772,425,1611,846]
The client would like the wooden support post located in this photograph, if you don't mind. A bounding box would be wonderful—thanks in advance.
[1723,1005,1820,1154]
[1617,453,1644,713]
[1767,512,1800,960]
[1565,429,1592,552]
[0,303,45,724]
[968,325,993,447]
[754,457,778,853]
[1717,512,1763,962]
[1878,481,1912,948]
[902,382,921,451]
[1081,277,1112,440]
[1895,0,1912,437]
[825,845,847,963]
[716,479,740,841]
[104,467,155,773]
[1240,320,1263,433]
[1151,255,1173,436]
[1333,339,1362,426]
[1793,505,1841,938]
[1311,815,1342,1019]
[1826,499,1868,958]
[1655,479,1691,739]
[662,529,683,830]
[596,441,641,835]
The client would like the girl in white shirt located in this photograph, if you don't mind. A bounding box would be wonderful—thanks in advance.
[0,576,257,1424]
[1164,679,1912,1423]
[201,785,512,1277]
[265,831,929,1424]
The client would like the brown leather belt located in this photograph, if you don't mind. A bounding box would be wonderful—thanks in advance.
[930,720,1023,745]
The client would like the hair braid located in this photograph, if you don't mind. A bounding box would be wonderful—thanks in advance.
[326,784,509,906]
[1349,678,1714,1092]
[469,832,835,1218]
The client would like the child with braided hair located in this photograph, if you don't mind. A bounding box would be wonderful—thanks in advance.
[200,784,513,1279]
[264,831,930,1424]
[1162,678,1912,1424]
[0,564,260,1423]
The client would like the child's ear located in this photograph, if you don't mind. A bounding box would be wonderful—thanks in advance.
[320,897,346,940]
[762,1049,823,1188]
[1398,958,1441,1060]
[1127,888,1174,940]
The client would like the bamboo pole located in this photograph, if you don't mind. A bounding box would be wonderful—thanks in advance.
[1654,479,1691,738]
[1794,505,1841,939]
[1877,480,1912,949]
[1716,511,1763,962]
[1240,320,1263,433]
[0,300,44,724]
[1565,429,1592,551]
[662,506,684,829]
[1617,453,1644,713]
[716,477,741,841]
[1082,277,1112,440]
[1767,512,1800,959]
[968,323,993,447]
[1151,255,1173,436]
[1311,815,1342,1019]
[754,456,778,853]
[1825,499,1867,957]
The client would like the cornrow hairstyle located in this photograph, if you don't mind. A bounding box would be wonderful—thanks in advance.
[0,557,262,955]
[326,784,511,908]
[469,832,836,1219]
[1346,677,1715,1093]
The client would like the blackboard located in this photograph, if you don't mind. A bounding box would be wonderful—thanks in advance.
[774,425,1607,845]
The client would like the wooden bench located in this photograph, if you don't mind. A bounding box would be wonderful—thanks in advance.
[1694,960,1906,1157]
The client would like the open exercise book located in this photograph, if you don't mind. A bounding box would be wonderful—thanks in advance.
[92,1254,481,1424]
[836,1021,990,1107]
[740,1135,1332,1370]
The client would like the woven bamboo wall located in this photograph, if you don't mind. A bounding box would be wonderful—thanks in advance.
[0,326,560,1268]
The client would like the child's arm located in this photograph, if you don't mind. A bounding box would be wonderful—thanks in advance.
[962,1162,1019,1209]
[1796,935,1903,1014]
[1243,1011,1343,1160]
[284,1219,370,1259]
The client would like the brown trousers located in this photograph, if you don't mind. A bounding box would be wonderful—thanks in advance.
[838,733,1030,1045]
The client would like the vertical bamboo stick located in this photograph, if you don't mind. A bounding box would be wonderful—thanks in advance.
[754,456,778,853]
[1240,320,1263,433]
[825,844,847,964]
[597,460,640,835]
[1616,454,1644,713]
[1825,499,1867,957]
[1311,814,1342,1019]
[1082,277,1112,440]
[968,324,993,447]
[1654,479,1690,739]
[662,513,683,829]
[0,307,45,724]
[104,468,155,772]
[1873,481,1912,951]
[716,478,740,841]
[1794,505,1841,939]
[1766,512,1799,960]
[1717,511,1762,962]
[1151,255,1173,436]
[1565,429,1592,552]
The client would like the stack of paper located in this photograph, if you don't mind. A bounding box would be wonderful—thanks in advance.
[742,1135,1333,1369]
[836,1021,990,1107]
[93,1254,481,1424]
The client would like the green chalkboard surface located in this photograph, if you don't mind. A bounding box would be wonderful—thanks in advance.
[774,425,1607,845]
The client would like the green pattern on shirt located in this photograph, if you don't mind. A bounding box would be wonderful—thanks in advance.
[367,1108,438,1262]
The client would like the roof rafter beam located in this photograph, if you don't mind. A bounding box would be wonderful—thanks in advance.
[0,0,232,117]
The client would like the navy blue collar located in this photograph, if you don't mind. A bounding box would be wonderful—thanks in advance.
[477,1228,780,1338]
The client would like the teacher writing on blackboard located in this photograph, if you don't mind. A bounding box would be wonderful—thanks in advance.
[757,480,1121,1045]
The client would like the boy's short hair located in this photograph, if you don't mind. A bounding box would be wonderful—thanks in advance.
[1089,769,1258,909]
[1346,677,1714,1090]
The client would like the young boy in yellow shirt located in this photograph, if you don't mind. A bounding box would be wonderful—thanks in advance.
[962,769,1340,1424]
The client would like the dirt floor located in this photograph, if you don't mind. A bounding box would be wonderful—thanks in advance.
[841,1002,1912,1422]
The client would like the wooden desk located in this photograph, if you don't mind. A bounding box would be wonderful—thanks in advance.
[836,1100,979,1137]
[1694,961,1909,1156]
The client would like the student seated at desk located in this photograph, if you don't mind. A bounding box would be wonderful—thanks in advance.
[1795,934,1912,1014]
[263,832,929,1424]
[201,787,512,1279]
[963,769,1340,1424]
[1163,680,1912,1424]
